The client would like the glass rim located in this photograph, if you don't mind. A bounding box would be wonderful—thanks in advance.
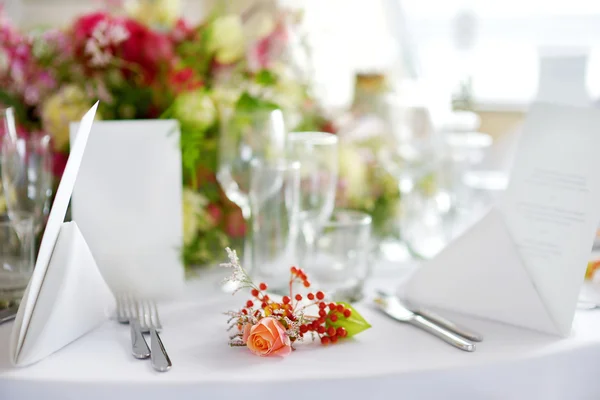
[323,209,372,228]
[288,131,338,145]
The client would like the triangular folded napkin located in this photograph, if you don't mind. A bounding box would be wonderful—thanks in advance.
[10,103,115,366]
[403,103,600,337]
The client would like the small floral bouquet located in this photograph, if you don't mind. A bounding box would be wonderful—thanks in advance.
[221,248,371,357]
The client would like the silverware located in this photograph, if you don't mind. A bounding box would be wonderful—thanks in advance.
[116,294,150,359]
[138,299,171,372]
[374,292,476,352]
[0,307,17,325]
[577,301,600,310]
[411,307,483,342]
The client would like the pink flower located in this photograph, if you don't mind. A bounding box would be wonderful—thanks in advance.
[206,203,222,226]
[247,20,289,71]
[244,318,291,357]
[224,208,246,238]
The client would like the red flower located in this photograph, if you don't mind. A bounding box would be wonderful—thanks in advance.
[52,151,69,178]
[206,203,223,226]
[71,12,174,84]
[225,208,246,238]
[170,18,195,44]
[168,67,203,94]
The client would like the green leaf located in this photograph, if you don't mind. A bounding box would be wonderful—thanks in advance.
[234,92,279,113]
[254,69,278,86]
[326,302,371,338]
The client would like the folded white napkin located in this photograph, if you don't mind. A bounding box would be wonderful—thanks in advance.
[403,103,600,337]
[10,103,115,366]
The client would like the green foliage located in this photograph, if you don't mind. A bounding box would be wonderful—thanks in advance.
[326,302,372,338]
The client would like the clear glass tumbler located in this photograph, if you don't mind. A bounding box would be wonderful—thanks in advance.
[0,213,34,305]
[249,160,301,293]
[309,210,372,302]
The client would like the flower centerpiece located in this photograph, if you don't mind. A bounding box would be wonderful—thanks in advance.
[0,1,400,269]
[0,2,330,269]
[221,248,371,356]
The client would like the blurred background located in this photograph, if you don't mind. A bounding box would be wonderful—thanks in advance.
[5,0,600,135]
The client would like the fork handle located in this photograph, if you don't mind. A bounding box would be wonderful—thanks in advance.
[409,315,476,352]
[130,320,151,359]
[150,328,172,372]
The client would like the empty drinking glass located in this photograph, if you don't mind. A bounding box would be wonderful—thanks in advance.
[217,108,287,222]
[217,108,287,273]
[249,160,300,292]
[287,132,338,267]
[1,134,53,236]
[0,214,34,303]
[309,210,372,302]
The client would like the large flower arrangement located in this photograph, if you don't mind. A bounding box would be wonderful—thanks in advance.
[0,2,331,268]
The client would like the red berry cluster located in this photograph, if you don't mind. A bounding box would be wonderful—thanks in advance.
[297,296,352,345]
[290,266,310,288]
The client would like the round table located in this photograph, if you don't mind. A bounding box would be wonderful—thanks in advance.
[1,269,600,400]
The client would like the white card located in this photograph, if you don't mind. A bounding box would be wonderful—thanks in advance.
[70,120,184,299]
[404,103,600,336]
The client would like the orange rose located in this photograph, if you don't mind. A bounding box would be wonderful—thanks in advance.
[243,318,291,357]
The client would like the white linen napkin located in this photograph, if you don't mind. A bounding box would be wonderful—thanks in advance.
[403,102,600,337]
[10,103,115,366]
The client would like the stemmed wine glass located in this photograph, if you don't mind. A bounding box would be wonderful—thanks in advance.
[286,131,338,268]
[1,132,54,237]
[378,98,443,260]
[217,107,287,270]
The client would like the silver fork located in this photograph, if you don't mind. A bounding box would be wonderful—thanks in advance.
[138,299,172,372]
[116,293,150,359]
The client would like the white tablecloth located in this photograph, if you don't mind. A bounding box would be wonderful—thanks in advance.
[1,268,600,400]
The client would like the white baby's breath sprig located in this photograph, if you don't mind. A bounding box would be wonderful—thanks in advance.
[220,247,254,293]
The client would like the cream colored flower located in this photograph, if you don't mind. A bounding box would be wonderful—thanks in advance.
[182,188,208,245]
[243,10,276,41]
[125,0,181,28]
[210,86,241,110]
[41,85,101,151]
[172,90,217,131]
[207,15,246,64]
[339,144,369,201]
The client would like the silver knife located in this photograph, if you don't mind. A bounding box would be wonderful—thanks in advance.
[0,307,17,324]
[374,293,475,352]
[376,291,483,342]
[411,306,483,342]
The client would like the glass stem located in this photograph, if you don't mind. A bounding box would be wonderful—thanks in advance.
[240,204,252,273]
[302,225,316,268]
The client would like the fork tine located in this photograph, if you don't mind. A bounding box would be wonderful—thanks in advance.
[116,293,128,323]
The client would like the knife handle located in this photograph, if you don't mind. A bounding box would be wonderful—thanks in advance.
[410,315,475,352]
[416,309,483,342]
[150,328,172,372]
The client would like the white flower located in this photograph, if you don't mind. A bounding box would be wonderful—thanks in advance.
[125,0,181,28]
[207,15,246,65]
[172,91,217,131]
